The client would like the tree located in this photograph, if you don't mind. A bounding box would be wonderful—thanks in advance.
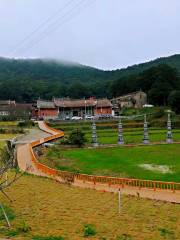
[168,91,180,114]
[68,129,87,147]
[0,143,23,227]
[67,82,91,99]
[145,64,178,105]
[110,64,179,106]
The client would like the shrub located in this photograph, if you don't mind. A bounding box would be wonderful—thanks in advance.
[18,120,35,128]
[68,129,87,147]
[18,220,31,233]
[0,148,10,164]
[32,236,64,240]
[168,90,180,114]
[154,107,165,118]
[158,228,174,238]
[116,234,132,240]
[0,128,25,134]
[5,229,19,237]
[83,224,96,237]
[0,128,6,134]
[59,136,70,145]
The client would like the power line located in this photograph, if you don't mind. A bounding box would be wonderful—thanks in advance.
[14,0,95,55]
[17,0,94,55]
[8,0,76,56]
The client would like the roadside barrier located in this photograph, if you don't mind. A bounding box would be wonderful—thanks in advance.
[28,122,180,192]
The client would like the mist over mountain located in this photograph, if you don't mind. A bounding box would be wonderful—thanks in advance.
[0,54,180,103]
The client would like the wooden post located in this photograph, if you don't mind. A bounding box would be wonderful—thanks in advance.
[118,189,121,214]
[0,203,11,228]
[5,172,8,186]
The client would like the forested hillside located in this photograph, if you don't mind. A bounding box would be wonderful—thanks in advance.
[106,54,180,80]
[0,54,180,103]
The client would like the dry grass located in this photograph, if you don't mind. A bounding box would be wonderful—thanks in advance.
[0,174,179,239]
[0,134,19,140]
[0,121,18,127]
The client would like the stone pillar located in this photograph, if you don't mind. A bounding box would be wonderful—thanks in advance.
[118,117,124,145]
[166,113,173,143]
[143,114,149,144]
[92,120,98,147]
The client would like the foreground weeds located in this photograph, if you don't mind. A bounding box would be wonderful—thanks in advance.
[0,174,179,239]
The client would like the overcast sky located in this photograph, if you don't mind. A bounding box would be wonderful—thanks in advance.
[0,0,180,70]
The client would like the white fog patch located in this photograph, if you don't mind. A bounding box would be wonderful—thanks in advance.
[139,164,173,174]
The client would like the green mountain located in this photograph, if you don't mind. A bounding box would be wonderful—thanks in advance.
[106,54,180,80]
[0,54,179,102]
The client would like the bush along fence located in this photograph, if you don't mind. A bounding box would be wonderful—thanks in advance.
[28,121,180,192]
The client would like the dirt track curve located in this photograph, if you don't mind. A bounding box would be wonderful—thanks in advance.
[16,121,180,203]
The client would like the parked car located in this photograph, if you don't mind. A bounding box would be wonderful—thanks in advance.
[85,115,94,120]
[71,116,83,120]
[143,104,154,108]
[95,114,112,120]
[65,116,70,120]
[112,115,120,119]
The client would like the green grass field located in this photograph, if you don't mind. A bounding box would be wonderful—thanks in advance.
[39,144,180,182]
[50,120,180,144]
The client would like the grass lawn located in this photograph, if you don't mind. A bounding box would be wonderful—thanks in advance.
[85,129,180,144]
[39,144,180,182]
[52,121,180,144]
[49,116,180,145]
[0,173,179,239]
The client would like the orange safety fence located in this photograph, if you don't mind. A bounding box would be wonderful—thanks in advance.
[43,122,63,134]
[28,122,180,192]
[74,174,180,192]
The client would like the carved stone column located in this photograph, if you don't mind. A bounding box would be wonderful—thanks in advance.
[143,114,149,144]
[92,120,98,147]
[166,113,173,143]
[118,117,124,145]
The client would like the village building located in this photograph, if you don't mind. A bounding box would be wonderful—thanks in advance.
[111,91,147,115]
[0,100,33,119]
[33,98,112,120]
[53,98,94,119]
[33,100,58,120]
[94,99,112,116]
[0,100,16,116]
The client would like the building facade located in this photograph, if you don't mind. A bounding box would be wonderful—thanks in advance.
[33,98,112,120]
[111,91,147,115]
[94,99,112,115]
[0,100,33,119]
[33,100,59,120]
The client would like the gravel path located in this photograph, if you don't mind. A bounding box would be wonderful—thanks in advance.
[16,128,51,143]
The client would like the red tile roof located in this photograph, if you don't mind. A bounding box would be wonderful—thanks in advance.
[54,98,96,108]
